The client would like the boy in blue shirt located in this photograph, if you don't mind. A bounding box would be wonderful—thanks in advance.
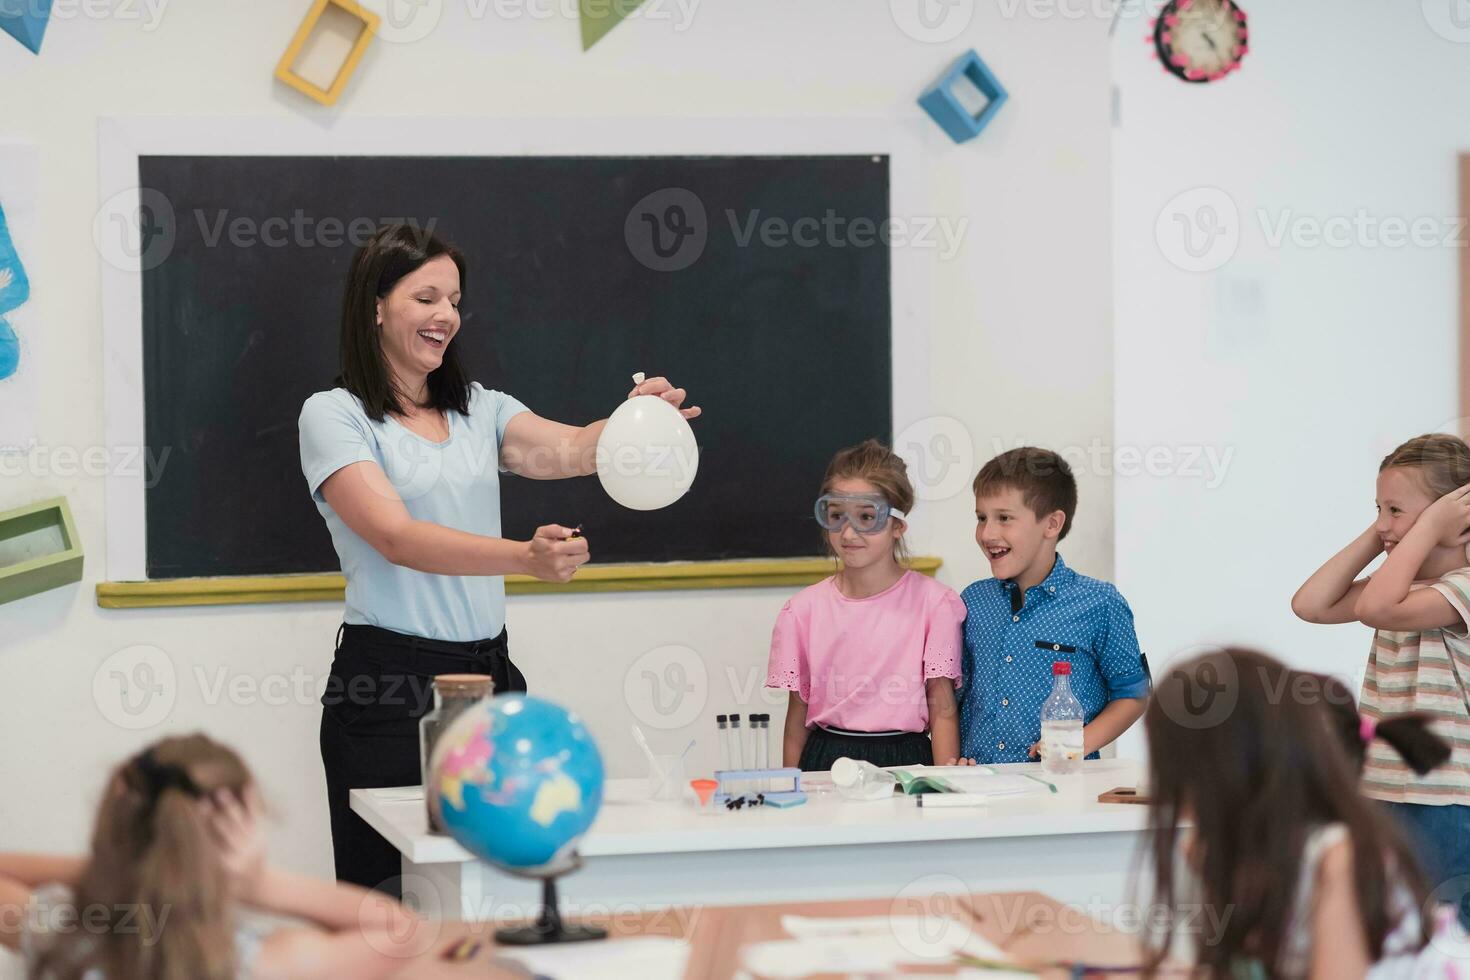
[951,448,1149,764]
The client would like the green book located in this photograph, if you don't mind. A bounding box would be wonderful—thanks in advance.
[891,770,964,795]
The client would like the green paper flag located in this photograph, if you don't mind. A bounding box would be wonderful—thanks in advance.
[580,0,648,50]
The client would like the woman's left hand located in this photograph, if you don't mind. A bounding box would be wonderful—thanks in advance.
[628,376,702,421]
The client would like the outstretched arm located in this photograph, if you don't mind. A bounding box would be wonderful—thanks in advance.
[321,461,588,582]
[499,376,702,480]
[0,853,86,953]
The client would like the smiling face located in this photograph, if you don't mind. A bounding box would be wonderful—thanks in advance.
[1374,466,1436,555]
[825,477,905,571]
[975,485,1064,582]
[376,254,461,391]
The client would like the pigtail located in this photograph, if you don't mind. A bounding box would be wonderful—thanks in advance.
[121,788,234,980]
[1372,713,1451,776]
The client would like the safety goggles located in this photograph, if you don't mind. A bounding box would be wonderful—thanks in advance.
[814,493,908,535]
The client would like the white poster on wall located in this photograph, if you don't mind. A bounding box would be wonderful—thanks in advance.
[0,144,38,451]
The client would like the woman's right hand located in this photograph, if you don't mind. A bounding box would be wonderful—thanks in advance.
[522,525,590,582]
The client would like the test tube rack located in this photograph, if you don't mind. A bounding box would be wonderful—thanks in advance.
[713,767,804,806]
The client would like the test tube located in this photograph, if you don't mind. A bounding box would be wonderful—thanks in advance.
[730,714,744,794]
[716,714,730,772]
[755,714,769,789]
[770,717,782,793]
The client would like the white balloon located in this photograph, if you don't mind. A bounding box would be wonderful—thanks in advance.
[596,395,699,511]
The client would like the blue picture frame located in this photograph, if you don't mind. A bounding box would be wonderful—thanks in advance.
[0,0,52,54]
[918,49,1010,144]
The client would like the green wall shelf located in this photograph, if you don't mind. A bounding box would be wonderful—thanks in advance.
[0,497,83,605]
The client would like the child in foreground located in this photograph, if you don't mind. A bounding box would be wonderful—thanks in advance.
[0,733,436,979]
[767,440,965,771]
[1144,648,1446,978]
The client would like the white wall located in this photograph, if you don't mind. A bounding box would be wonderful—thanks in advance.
[1111,0,1470,756]
[0,2,1114,878]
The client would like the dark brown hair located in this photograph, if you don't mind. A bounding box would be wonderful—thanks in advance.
[1143,649,1430,976]
[35,735,254,980]
[1314,673,1452,776]
[1379,433,1470,499]
[820,439,915,562]
[334,223,470,422]
[972,447,1077,541]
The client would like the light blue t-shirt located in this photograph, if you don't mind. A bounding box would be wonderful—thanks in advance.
[298,382,531,642]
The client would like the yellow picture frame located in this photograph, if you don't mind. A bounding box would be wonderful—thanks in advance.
[274,0,379,107]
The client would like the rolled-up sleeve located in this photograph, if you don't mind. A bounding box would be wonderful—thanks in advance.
[1097,587,1150,700]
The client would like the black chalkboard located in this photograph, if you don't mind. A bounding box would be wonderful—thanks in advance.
[139,155,891,578]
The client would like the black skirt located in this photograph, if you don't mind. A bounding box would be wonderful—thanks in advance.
[318,622,526,897]
[797,726,933,772]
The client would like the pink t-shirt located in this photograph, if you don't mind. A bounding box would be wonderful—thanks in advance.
[765,570,966,733]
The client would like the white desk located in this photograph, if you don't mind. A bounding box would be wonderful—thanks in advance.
[350,760,1153,922]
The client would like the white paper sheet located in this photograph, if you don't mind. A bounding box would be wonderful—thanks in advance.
[493,936,689,979]
[779,914,1010,962]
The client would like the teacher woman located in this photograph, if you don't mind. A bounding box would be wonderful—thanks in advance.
[298,224,700,895]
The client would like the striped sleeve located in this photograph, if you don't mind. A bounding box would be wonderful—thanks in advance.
[1430,568,1470,639]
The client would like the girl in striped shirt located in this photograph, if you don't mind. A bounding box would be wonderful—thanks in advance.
[1293,433,1470,928]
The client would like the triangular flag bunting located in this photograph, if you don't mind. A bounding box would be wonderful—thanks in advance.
[580,0,648,51]
[0,0,52,54]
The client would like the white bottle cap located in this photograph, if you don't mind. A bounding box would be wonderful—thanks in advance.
[830,757,861,787]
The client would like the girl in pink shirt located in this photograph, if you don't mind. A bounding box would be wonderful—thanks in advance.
[767,440,965,771]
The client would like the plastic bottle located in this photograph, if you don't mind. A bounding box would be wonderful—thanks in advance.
[830,756,898,801]
[1040,662,1085,775]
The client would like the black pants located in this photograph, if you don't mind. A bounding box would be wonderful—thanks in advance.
[797,726,933,772]
[319,622,526,898]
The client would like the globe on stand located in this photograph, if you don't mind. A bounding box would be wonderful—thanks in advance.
[428,694,606,944]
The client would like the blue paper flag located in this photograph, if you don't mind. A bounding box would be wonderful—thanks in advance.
[0,318,17,380]
[0,199,29,381]
[0,0,52,54]
[0,201,29,316]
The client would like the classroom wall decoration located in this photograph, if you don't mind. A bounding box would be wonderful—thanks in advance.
[0,203,27,381]
[1150,0,1249,83]
[0,145,38,451]
[0,0,52,54]
[580,0,648,50]
[0,496,83,607]
[275,0,380,106]
[918,50,1010,144]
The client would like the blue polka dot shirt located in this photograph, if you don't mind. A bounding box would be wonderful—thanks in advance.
[957,552,1150,763]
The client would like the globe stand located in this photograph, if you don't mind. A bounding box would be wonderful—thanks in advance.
[495,876,607,945]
